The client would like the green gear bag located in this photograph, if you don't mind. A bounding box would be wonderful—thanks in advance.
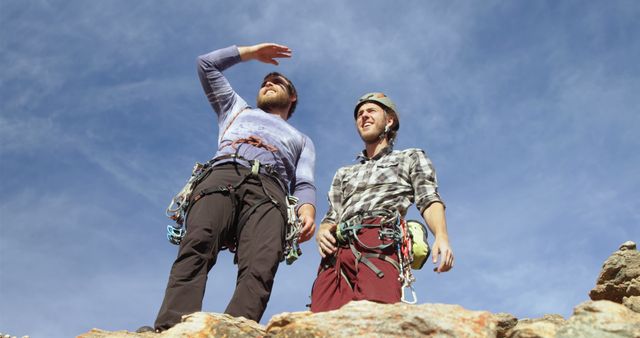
[407,220,431,270]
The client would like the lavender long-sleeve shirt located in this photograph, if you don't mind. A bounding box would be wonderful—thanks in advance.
[196,46,316,207]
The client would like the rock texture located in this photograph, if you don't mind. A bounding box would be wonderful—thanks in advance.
[623,295,640,313]
[505,314,566,338]
[77,312,265,338]
[493,312,518,338]
[78,241,640,338]
[589,241,640,312]
[266,301,497,337]
[556,300,640,338]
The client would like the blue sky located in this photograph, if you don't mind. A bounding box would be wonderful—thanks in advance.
[1,1,639,337]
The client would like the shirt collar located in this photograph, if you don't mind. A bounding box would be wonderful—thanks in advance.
[356,145,393,163]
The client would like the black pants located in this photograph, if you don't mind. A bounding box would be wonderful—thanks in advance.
[154,164,286,330]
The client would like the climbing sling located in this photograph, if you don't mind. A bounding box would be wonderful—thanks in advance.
[335,209,431,304]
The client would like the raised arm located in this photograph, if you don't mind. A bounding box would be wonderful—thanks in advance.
[196,46,245,121]
[196,43,292,122]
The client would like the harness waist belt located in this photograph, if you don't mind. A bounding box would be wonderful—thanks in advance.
[212,154,286,193]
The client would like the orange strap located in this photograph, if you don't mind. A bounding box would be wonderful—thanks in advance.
[219,108,279,153]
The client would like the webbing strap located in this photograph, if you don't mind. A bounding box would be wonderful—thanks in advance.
[186,161,286,249]
[363,253,401,272]
[236,197,276,240]
[193,185,231,203]
[350,224,398,250]
[350,243,385,278]
[340,268,353,291]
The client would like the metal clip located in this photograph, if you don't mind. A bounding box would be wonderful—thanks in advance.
[284,195,302,264]
[167,224,186,245]
[401,282,418,304]
[251,160,260,176]
[285,241,301,265]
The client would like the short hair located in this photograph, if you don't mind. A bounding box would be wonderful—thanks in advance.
[262,72,297,119]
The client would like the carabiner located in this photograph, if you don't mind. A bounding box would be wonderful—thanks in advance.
[401,282,418,304]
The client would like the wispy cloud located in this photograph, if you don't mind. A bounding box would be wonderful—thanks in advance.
[1,1,639,337]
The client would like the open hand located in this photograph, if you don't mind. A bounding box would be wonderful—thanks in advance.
[239,43,292,65]
[432,237,454,273]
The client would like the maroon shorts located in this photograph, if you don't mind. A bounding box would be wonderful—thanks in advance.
[310,220,401,312]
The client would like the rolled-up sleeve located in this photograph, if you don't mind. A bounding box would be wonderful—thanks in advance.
[410,150,445,213]
[320,169,344,225]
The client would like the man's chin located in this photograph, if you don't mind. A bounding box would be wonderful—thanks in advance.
[258,101,288,112]
[359,132,381,144]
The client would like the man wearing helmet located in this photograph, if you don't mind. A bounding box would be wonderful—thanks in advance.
[310,92,453,312]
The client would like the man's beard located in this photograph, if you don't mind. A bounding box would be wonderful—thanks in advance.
[257,92,290,113]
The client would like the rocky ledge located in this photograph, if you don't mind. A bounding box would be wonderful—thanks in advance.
[79,241,640,338]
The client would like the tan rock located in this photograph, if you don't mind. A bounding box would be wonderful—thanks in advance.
[77,329,143,338]
[589,241,640,303]
[493,312,518,338]
[556,300,640,338]
[78,312,265,338]
[505,314,566,338]
[623,295,640,313]
[265,300,498,337]
[620,241,636,251]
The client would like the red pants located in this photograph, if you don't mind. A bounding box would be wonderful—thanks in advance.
[310,221,401,312]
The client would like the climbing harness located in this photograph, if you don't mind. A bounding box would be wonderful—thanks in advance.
[335,210,430,304]
[165,155,303,263]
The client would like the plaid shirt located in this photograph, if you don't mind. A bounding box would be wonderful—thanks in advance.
[321,147,444,225]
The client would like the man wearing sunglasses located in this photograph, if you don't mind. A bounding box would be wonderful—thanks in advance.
[147,43,316,332]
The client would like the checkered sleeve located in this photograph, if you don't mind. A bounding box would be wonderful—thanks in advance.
[320,169,344,225]
[409,149,445,213]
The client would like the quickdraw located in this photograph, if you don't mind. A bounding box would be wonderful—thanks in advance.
[399,218,417,304]
[166,161,214,245]
[284,195,302,265]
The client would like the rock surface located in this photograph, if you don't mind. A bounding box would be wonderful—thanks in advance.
[556,300,640,338]
[266,301,497,337]
[589,241,640,309]
[505,314,566,338]
[493,312,518,338]
[623,295,640,313]
[78,241,640,338]
[77,312,265,338]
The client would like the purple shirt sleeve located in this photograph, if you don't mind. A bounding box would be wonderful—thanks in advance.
[196,46,246,123]
[293,134,317,208]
